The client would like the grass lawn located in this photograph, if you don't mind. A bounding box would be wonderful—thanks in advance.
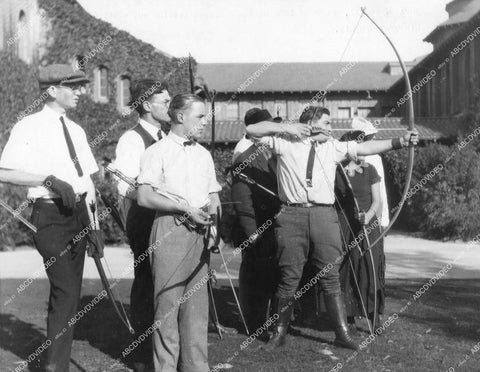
[1,278,479,372]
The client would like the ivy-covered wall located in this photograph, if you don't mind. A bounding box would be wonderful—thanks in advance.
[0,0,197,248]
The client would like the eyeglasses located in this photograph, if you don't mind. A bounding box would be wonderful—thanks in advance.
[58,84,86,92]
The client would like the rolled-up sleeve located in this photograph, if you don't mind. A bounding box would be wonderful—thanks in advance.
[138,145,163,187]
[0,121,31,170]
[207,155,222,194]
[255,136,287,156]
[80,130,99,176]
[114,132,145,195]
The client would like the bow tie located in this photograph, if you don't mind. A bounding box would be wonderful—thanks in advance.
[183,140,195,146]
[157,130,163,141]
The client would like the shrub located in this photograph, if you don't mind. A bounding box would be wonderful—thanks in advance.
[383,141,480,240]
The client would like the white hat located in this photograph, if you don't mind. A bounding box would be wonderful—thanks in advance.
[351,117,378,136]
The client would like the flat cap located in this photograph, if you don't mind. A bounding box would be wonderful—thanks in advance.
[38,64,90,88]
[244,108,281,126]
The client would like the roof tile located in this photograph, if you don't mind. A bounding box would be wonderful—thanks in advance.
[198,117,458,143]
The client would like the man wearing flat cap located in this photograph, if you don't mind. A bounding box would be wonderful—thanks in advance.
[231,108,281,334]
[0,64,103,372]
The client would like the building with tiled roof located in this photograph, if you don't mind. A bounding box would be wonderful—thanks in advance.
[391,0,480,117]
[197,117,459,144]
[197,61,412,123]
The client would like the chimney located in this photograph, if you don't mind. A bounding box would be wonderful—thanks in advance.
[445,0,471,18]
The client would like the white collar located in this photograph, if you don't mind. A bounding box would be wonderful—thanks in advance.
[167,131,194,147]
[139,118,162,140]
[42,104,66,119]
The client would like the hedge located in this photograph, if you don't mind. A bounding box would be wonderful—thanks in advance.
[383,113,480,240]
[0,0,193,249]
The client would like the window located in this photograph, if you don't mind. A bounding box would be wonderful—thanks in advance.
[337,107,351,119]
[440,67,448,116]
[226,102,239,120]
[240,100,262,119]
[274,101,287,119]
[17,10,30,63]
[357,107,372,117]
[73,55,85,71]
[381,106,395,116]
[117,75,131,112]
[94,66,109,102]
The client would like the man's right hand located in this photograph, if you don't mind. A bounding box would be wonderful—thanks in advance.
[285,123,311,139]
[187,207,213,226]
[43,175,76,209]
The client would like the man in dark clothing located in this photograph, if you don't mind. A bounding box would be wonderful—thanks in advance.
[231,108,281,333]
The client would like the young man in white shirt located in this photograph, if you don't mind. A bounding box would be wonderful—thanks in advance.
[137,93,221,372]
[0,64,102,371]
[113,79,170,372]
[246,106,418,351]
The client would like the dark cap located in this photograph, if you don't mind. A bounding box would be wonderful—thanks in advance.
[38,64,90,89]
[244,108,281,126]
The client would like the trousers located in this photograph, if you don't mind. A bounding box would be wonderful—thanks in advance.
[274,205,343,299]
[31,199,89,372]
[126,199,156,363]
[239,231,276,331]
[150,214,210,372]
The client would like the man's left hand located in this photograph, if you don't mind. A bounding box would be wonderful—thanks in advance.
[403,130,419,146]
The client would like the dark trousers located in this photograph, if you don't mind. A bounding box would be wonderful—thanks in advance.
[239,232,276,331]
[126,200,156,363]
[274,205,343,299]
[31,199,89,372]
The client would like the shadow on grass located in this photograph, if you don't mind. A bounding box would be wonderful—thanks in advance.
[209,285,244,333]
[0,278,133,371]
[387,279,480,342]
[0,313,46,371]
[73,293,133,358]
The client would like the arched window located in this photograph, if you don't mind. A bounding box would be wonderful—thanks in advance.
[73,55,86,72]
[117,75,131,113]
[17,10,30,63]
[94,66,109,103]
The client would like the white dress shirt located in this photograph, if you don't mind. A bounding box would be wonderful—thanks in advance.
[0,105,98,199]
[232,136,253,163]
[138,131,222,208]
[365,154,389,227]
[232,135,272,164]
[114,119,165,197]
[258,136,357,204]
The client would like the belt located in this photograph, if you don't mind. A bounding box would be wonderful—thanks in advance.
[35,193,87,204]
[283,202,333,208]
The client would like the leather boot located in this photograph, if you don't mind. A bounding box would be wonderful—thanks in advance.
[266,296,294,349]
[325,293,359,350]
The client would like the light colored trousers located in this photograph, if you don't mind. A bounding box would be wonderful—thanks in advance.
[150,214,210,372]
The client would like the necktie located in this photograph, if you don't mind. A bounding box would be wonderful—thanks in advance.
[183,140,195,146]
[157,130,163,141]
[305,142,316,187]
[60,116,84,177]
